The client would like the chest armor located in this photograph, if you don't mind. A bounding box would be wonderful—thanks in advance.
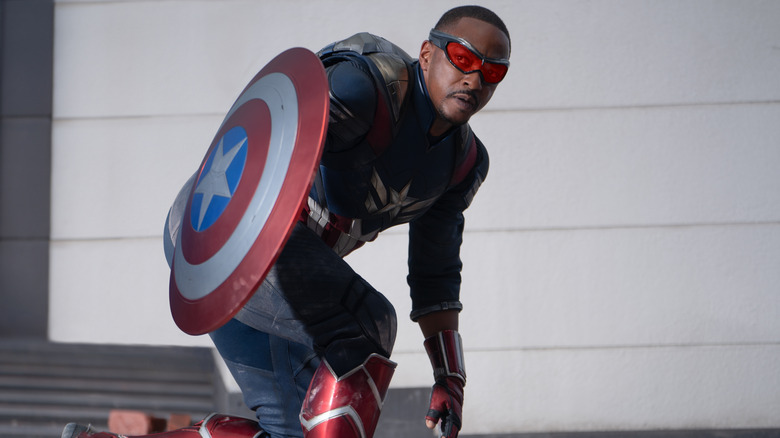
[310,33,477,250]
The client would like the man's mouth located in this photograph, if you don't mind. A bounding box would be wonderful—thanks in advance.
[449,91,479,111]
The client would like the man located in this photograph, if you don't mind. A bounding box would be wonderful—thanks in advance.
[63,5,510,438]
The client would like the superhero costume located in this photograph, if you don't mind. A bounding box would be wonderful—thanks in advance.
[64,32,485,438]
[305,32,488,320]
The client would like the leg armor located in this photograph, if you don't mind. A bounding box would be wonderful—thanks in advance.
[61,414,266,438]
[299,354,395,438]
[234,223,397,376]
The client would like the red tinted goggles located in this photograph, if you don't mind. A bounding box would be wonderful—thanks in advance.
[428,29,510,84]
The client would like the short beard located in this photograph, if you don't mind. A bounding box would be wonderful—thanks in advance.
[436,90,479,126]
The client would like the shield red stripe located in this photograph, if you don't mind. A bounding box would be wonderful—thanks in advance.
[170,47,329,335]
[179,100,271,264]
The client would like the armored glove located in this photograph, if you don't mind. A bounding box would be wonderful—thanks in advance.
[424,330,466,438]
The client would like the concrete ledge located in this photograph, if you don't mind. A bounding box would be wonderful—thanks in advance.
[463,430,780,438]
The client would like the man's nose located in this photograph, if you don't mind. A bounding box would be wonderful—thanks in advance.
[463,71,483,90]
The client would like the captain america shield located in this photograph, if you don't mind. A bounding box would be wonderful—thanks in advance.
[169,47,329,335]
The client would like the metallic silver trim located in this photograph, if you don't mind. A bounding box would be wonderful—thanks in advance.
[300,406,366,438]
[198,413,218,438]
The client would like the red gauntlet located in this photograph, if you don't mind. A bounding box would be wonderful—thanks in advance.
[424,330,466,438]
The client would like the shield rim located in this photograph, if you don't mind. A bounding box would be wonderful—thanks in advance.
[169,47,329,335]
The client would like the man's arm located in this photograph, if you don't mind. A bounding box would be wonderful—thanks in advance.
[418,310,466,438]
[407,139,489,321]
[418,309,459,337]
[418,308,460,432]
[409,137,488,438]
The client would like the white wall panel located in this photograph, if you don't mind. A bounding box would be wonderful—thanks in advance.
[53,0,486,118]
[51,115,220,239]
[465,345,780,433]
[458,225,780,349]
[468,104,780,230]
[49,237,211,347]
[53,0,780,119]
[392,345,780,433]
[498,0,780,110]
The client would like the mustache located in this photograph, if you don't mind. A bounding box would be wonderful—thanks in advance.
[447,89,480,108]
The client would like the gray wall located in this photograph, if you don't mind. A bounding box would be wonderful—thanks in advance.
[0,0,53,338]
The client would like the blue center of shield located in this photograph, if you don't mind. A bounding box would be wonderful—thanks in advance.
[191,126,248,231]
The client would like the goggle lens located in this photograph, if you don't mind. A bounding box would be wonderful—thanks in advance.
[443,41,508,84]
[446,42,482,72]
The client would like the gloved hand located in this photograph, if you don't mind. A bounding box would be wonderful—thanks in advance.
[424,330,467,438]
[426,375,464,437]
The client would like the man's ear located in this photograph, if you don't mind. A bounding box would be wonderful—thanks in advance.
[419,40,433,71]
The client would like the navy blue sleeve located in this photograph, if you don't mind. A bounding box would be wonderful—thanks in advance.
[323,57,376,153]
[407,141,489,321]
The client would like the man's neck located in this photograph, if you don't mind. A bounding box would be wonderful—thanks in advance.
[428,118,453,139]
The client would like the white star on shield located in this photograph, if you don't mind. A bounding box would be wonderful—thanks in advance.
[193,135,247,230]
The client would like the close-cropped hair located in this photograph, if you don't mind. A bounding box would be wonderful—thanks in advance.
[434,5,511,50]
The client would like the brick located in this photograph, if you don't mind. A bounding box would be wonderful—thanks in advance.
[108,410,166,434]
[166,413,193,431]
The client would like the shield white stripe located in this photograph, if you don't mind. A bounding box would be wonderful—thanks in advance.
[173,72,298,300]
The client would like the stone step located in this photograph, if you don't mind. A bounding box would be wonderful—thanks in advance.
[0,363,213,384]
[0,340,217,438]
[0,342,213,373]
[0,375,213,397]
[0,423,70,438]
[0,389,214,413]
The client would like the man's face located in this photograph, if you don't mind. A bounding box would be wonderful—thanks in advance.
[420,17,510,136]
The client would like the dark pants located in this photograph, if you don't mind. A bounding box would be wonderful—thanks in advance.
[210,222,397,437]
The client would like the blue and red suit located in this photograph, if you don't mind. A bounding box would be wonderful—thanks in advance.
[305,32,489,319]
[209,33,489,438]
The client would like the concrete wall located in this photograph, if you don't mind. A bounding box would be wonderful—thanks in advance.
[47,0,780,435]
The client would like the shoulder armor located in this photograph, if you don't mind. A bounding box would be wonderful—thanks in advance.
[319,33,413,123]
[318,32,410,59]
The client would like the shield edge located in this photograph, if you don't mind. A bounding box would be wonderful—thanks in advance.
[169,47,329,335]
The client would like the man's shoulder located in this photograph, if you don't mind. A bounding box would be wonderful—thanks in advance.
[317,32,414,63]
[320,32,416,130]
[317,32,415,99]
